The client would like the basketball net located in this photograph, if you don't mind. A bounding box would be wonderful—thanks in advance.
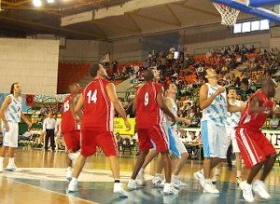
[213,3,240,26]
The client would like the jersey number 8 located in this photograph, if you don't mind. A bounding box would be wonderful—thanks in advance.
[63,100,70,112]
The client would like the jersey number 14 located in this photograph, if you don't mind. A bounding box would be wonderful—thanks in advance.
[87,90,98,103]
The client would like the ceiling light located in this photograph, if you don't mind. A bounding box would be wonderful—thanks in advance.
[47,0,55,3]
[33,0,42,7]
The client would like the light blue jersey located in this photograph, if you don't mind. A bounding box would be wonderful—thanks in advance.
[201,83,227,126]
[4,94,22,123]
[226,100,241,128]
[201,83,229,158]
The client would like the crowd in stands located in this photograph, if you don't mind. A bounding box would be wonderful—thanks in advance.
[116,44,280,129]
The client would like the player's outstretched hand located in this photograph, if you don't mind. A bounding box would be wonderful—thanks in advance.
[124,119,131,131]
[215,87,225,96]
[27,121,33,129]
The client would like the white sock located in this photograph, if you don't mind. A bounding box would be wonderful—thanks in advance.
[164,182,171,188]
[67,166,72,171]
[71,177,78,183]
[139,168,144,175]
[214,168,221,176]
[237,171,242,178]
[155,173,162,178]
[8,158,15,165]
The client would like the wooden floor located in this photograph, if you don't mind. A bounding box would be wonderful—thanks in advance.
[0,149,279,204]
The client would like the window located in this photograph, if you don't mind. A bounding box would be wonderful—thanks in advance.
[234,23,242,33]
[242,22,251,32]
[251,21,260,31]
[260,19,269,30]
[233,19,269,34]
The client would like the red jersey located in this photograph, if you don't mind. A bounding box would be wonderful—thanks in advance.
[136,81,164,128]
[237,90,273,129]
[81,78,114,131]
[61,94,78,133]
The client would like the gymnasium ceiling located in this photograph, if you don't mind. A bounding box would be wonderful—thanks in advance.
[0,0,254,41]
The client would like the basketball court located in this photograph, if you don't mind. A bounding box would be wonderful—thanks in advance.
[0,0,280,204]
[0,149,279,204]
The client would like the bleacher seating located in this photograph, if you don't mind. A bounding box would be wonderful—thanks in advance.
[57,62,91,93]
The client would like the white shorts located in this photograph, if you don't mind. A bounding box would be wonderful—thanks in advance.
[152,124,187,158]
[2,122,19,148]
[226,126,240,153]
[201,121,230,159]
[170,127,187,156]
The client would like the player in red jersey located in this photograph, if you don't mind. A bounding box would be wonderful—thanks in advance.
[127,69,178,195]
[61,82,81,180]
[67,64,131,198]
[236,79,280,202]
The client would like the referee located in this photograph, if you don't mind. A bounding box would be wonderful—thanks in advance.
[43,111,56,151]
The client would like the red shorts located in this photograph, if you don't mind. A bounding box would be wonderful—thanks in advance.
[63,130,80,152]
[236,128,276,169]
[137,124,169,152]
[81,129,118,157]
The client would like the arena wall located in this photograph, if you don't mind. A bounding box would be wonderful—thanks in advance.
[0,38,59,94]
[59,39,99,62]
[112,36,142,62]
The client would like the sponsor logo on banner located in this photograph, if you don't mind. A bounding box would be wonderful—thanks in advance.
[114,118,135,135]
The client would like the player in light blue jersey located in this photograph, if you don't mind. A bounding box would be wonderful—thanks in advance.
[211,87,245,185]
[0,82,32,172]
[194,68,242,194]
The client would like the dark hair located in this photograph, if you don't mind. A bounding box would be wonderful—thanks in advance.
[89,64,100,78]
[226,86,236,92]
[10,82,19,94]
[68,82,79,91]
[241,78,249,86]
[143,69,154,81]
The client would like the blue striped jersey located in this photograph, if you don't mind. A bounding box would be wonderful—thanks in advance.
[201,83,227,126]
[226,100,241,127]
[4,94,22,123]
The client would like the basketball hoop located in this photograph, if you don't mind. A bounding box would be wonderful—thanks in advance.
[213,3,240,26]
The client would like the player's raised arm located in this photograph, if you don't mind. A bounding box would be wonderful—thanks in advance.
[199,84,225,110]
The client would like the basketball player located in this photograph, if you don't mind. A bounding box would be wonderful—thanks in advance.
[211,87,245,185]
[61,83,81,180]
[127,69,178,195]
[194,68,242,194]
[236,79,279,203]
[136,83,190,189]
[67,64,131,198]
[0,82,32,172]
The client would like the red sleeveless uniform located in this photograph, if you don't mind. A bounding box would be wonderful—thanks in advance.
[82,79,114,131]
[136,81,168,152]
[61,94,80,151]
[81,78,117,157]
[61,95,78,133]
[236,90,276,168]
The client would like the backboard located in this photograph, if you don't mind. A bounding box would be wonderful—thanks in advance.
[212,0,280,23]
